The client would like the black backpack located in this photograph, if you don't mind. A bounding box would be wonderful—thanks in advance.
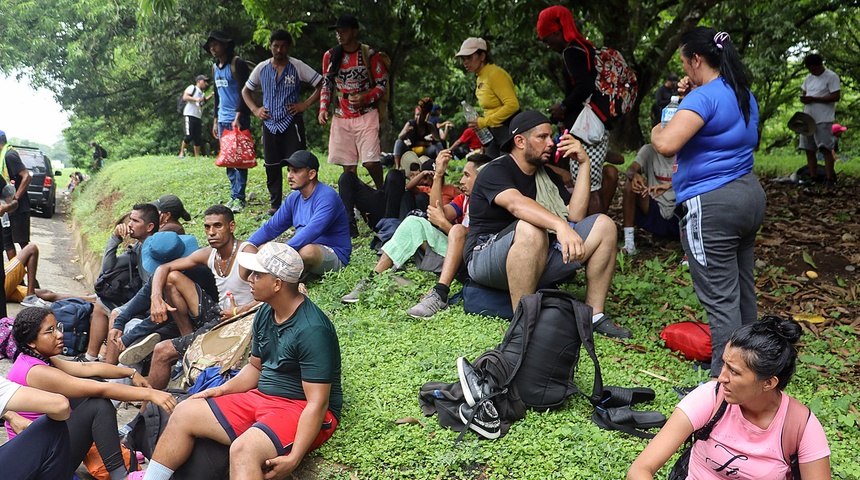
[94,248,143,306]
[420,290,603,439]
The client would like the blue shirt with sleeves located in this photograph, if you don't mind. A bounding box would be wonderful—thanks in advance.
[248,182,352,265]
[674,78,758,204]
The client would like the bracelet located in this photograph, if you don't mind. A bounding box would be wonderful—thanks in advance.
[233,307,238,316]
[128,370,136,380]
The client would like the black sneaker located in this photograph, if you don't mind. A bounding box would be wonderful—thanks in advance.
[459,401,501,439]
[593,315,632,339]
[457,357,485,407]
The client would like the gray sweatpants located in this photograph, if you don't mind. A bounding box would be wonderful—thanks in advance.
[679,172,766,375]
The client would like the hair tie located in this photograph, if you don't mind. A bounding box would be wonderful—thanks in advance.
[713,32,730,50]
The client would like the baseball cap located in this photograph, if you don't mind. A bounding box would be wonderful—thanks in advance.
[196,75,210,82]
[284,150,320,170]
[330,14,359,30]
[401,151,421,173]
[833,123,848,134]
[141,232,199,274]
[150,194,191,221]
[500,110,552,153]
[202,30,235,52]
[455,38,488,57]
[420,157,435,172]
[237,242,303,283]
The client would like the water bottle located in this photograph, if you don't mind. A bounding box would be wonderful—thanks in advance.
[661,96,680,128]
[461,101,494,145]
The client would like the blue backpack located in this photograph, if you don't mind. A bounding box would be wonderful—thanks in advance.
[187,367,239,394]
[50,299,94,356]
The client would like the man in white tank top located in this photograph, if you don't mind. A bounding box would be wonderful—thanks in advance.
[142,204,258,390]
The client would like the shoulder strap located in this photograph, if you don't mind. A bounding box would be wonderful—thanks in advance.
[781,395,811,479]
[361,44,375,89]
[695,382,728,441]
[230,56,239,78]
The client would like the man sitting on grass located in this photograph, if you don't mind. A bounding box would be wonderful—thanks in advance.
[464,110,630,338]
[129,243,341,480]
[248,150,352,281]
[340,151,490,320]
[621,142,679,256]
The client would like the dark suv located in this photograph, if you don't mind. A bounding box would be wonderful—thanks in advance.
[12,145,59,218]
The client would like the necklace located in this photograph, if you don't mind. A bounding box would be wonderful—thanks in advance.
[215,239,238,277]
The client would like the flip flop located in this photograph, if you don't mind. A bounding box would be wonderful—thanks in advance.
[591,406,667,439]
[599,386,656,408]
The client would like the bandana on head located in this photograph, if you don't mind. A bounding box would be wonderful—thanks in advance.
[536,6,593,49]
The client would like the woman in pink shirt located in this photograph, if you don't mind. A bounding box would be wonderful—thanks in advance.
[628,316,831,480]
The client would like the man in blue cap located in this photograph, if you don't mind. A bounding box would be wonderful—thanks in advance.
[105,231,220,366]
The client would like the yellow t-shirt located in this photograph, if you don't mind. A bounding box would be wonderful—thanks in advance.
[475,63,520,129]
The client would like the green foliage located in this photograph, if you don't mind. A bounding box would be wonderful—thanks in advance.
[70,153,860,478]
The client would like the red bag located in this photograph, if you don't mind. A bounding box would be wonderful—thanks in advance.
[215,128,257,168]
[660,321,712,362]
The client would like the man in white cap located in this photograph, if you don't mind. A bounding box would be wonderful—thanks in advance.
[131,243,342,480]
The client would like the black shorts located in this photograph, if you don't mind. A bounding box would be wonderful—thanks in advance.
[183,116,203,146]
[171,284,222,356]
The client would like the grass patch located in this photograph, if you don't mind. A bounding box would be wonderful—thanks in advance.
[71,154,860,479]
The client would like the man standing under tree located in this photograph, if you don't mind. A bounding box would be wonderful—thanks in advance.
[204,30,252,213]
[799,53,841,184]
[318,14,388,190]
[244,29,323,216]
[178,75,211,158]
[90,141,107,172]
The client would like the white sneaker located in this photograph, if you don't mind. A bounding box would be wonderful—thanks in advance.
[20,295,52,308]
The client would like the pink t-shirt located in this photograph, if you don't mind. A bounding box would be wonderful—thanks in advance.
[678,381,830,480]
[4,353,50,439]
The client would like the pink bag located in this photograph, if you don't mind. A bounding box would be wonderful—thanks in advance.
[215,128,257,168]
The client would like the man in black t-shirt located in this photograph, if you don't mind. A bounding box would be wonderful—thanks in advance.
[0,131,33,260]
[465,110,630,338]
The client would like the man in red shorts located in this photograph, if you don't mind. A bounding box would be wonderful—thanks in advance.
[132,242,342,480]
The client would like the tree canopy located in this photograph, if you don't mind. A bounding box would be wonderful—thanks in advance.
[1,0,857,166]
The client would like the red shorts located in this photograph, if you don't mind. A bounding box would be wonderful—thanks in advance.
[207,389,338,455]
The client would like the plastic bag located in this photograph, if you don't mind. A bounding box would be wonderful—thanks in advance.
[215,128,257,168]
[571,103,605,146]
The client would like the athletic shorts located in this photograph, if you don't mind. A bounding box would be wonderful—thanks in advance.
[799,122,836,152]
[207,389,337,455]
[300,245,344,282]
[635,198,680,238]
[327,109,381,166]
[171,284,221,356]
[467,215,598,290]
[183,116,203,146]
[5,211,30,245]
[4,258,27,302]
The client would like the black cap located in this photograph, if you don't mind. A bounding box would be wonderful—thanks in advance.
[202,30,235,52]
[667,73,679,81]
[195,75,209,82]
[500,110,552,153]
[420,158,435,172]
[150,194,191,221]
[330,14,359,30]
[285,150,320,170]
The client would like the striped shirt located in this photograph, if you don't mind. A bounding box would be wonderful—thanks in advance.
[246,57,322,134]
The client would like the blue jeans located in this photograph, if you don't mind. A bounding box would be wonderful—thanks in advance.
[219,116,250,201]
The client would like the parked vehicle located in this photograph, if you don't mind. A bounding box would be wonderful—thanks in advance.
[12,145,59,218]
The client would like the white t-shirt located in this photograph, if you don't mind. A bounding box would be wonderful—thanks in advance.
[633,144,676,220]
[0,377,22,414]
[183,85,204,118]
[801,68,840,123]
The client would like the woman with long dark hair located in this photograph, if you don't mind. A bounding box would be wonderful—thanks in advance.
[628,316,831,479]
[650,26,766,376]
[6,307,177,480]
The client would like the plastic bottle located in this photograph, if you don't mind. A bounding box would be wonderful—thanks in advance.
[461,101,494,145]
[661,96,680,128]
[0,200,9,228]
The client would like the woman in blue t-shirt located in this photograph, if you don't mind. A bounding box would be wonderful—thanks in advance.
[650,26,766,376]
